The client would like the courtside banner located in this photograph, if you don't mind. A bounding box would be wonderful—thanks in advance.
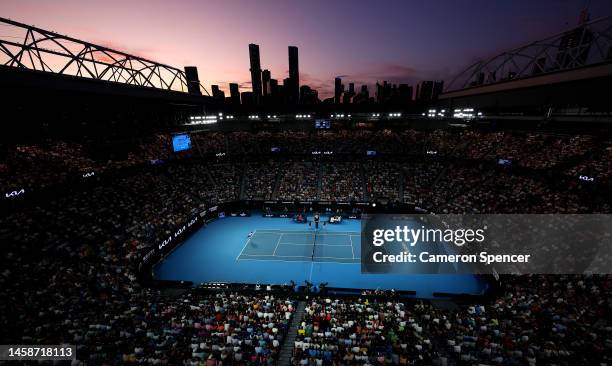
[361,214,612,274]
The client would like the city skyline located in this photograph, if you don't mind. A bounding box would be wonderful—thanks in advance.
[2,0,612,98]
[212,43,439,105]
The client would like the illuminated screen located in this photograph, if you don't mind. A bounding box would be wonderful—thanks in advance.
[315,119,331,129]
[172,134,192,152]
[497,159,512,166]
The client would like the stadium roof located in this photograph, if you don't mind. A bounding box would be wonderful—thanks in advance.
[444,14,612,93]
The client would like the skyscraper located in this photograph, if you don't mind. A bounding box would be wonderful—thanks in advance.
[288,46,299,103]
[241,91,254,105]
[432,81,444,100]
[398,84,413,103]
[184,66,201,95]
[417,81,433,101]
[262,69,271,97]
[229,83,240,105]
[415,80,443,101]
[300,85,319,104]
[249,44,262,104]
[269,79,281,105]
[375,82,382,103]
[270,79,279,94]
[343,83,355,104]
[283,77,293,104]
[353,85,369,104]
[334,77,343,104]
[211,85,225,102]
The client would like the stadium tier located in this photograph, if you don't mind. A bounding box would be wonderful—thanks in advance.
[1,6,612,366]
[1,127,611,365]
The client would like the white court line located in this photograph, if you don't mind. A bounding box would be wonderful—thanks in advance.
[239,253,357,260]
[272,254,314,258]
[255,230,314,234]
[316,233,361,236]
[282,255,356,260]
[236,229,361,262]
[272,233,283,256]
[308,262,314,282]
[255,230,361,235]
[237,257,359,264]
[235,229,258,261]
[275,242,314,246]
[277,242,353,247]
[242,254,280,258]
[240,254,308,258]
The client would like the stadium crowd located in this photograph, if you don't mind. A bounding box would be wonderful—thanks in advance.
[2,128,609,197]
[277,162,320,201]
[0,127,610,364]
[320,163,364,202]
[292,275,610,366]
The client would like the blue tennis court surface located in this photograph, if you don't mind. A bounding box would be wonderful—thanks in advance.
[237,230,360,263]
[154,214,488,298]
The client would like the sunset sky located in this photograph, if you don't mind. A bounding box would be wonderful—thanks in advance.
[2,0,611,98]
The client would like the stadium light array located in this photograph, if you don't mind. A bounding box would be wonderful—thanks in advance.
[453,107,478,119]
[188,115,218,125]
[425,109,448,118]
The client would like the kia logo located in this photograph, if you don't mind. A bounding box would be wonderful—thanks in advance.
[158,236,173,250]
[5,188,25,198]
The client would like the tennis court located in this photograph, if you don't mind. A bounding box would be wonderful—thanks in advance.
[154,215,488,298]
[236,229,361,263]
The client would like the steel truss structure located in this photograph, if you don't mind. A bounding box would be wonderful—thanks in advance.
[446,15,612,92]
[0,17,207,94]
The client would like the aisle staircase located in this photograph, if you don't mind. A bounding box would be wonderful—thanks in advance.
[316,164,323,200]
[361,163,369,201]
[398,166,404,200]
[239,164,248,199]
[271,164,284,200]
[278,301,306,365]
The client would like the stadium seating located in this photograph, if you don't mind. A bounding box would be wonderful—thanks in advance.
[292,275,609,365]
[1,127,610,364]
